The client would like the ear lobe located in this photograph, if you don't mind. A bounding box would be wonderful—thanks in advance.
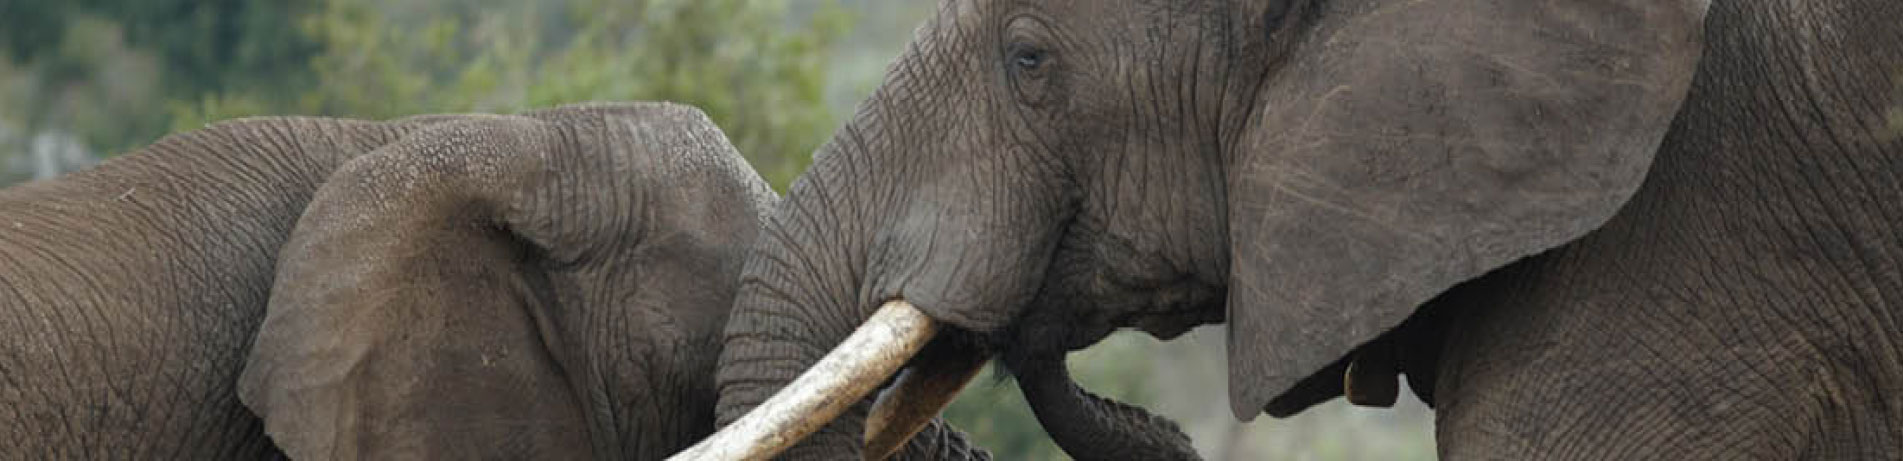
[1225,0,1707,419]
[238,118,595,459]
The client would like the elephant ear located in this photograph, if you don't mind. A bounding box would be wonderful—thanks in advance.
[237,116,595,460]
[1226,0,1708,418]
[239,103,774,458]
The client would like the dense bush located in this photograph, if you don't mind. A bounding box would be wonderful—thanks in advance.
[3,0,847,189]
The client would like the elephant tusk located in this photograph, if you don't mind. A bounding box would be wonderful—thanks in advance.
[668,301,939,461]
[862,349,987,461]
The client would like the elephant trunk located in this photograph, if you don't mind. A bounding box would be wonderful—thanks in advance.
[706,18,1056,456]
[890,418,994,461]
[709,209,874,459]
[700,133,974,458]
[1009,352,1200,461]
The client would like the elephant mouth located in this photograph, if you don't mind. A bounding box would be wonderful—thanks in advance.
[675,266,1225,460]
[670,300,985,461]
[674,298,1219,460]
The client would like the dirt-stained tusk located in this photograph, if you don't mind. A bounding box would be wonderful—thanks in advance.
[862,350,987,461]
[668,301,938,461]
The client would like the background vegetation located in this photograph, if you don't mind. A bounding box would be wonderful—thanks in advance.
[1,0,845,187]
[0,1,1435,458]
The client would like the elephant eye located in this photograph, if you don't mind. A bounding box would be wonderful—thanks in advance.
[1009,45,1050,74]
[1002,15,1059,107]
[1013,47,1048,71]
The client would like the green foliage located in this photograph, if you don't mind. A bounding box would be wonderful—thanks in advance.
[0,16,171,155]
[2,0,848,190]
[96,0,321,94]
[0,0,316,156]
[168,0,850,190]
[0,0,318,96]
[0,0,69,62]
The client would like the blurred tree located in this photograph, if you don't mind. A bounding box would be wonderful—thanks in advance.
[0,16,165,163]
[172,0,850,190]
[0,0,318,92]
[91,0,320,93]
[0,0,69,62]
[0,0,318,156]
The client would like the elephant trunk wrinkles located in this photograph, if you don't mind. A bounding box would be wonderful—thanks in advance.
[715,254,864,458]
[713,126,997,459]
[715,139,881,458]
[715,17,1021,453]
[1010,353,1200,461]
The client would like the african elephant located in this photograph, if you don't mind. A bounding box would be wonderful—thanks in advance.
[691,0,1902,459]
[234,102,987,461]
[1,102,987,460]
[1,109,451,458]
[231,102,787,460]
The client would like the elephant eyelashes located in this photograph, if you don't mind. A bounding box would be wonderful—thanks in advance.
[1005,42,1054,84]
[1005,42,1058,107]
[1011,46,1048,72]
[1003,14,1060,108]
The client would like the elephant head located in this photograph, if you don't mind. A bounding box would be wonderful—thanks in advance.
[700,0,1709,459]
[237,103,779,459]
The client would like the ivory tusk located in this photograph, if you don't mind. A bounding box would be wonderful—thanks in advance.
[669,301,938,461]
[862,349,987,461]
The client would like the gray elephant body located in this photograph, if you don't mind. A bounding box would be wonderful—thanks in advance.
[0,116,422,459]
[711,0,1900,459]
[1422,1,1903,457]
[234,103,785,460]
[4,102,928,459]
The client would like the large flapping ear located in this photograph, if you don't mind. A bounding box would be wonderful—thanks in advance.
[238,103,775,459]
[237,115,595,459]
[1226,0,1709,419]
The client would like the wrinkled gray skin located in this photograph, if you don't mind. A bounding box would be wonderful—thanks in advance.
[237,102,985,460]
[0,111,431,459]
[715,0,1901,459]
[236,103,780,460]
[0,102,984,459]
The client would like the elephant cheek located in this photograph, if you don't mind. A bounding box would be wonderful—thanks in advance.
[867,202,1066,335]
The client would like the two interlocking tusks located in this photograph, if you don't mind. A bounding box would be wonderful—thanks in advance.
[671,299,1395,460]
[669,300,981,461]
[863,346,987,460]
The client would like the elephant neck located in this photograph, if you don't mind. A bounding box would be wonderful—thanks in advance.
[1641,0,1901,280]
[0,117,407,459]
[0,117,408,312]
